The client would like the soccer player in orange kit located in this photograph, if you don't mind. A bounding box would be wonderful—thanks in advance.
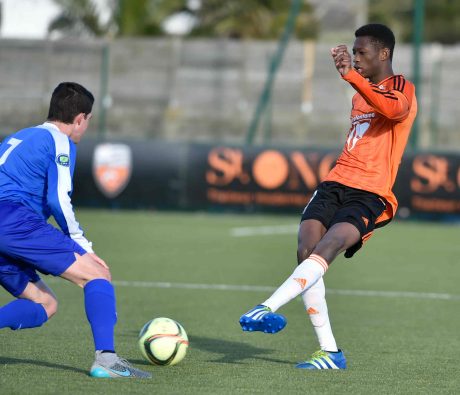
[239,23,417,369]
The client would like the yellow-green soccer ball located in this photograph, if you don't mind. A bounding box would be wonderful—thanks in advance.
[138,317,189,366]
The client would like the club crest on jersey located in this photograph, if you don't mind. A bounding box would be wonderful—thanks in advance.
[93,143,132,198]
[346,114,374,151]
[56,154,70,167]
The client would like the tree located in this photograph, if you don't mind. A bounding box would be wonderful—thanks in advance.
[48,0,110,37]
[49,0,318,40]
[115,0,184,36]
[369,0,460,44]
[189,0,317,40]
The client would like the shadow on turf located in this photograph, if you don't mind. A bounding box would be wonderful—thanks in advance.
[185,335,291,365]
[124,330,292,365]
[0,356,87,374]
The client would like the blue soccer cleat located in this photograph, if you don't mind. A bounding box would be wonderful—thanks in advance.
[90,351,152,378]
[239,304,287,334]
[296,349,347,370]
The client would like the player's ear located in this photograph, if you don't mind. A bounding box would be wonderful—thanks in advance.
[74,113,85,126]
[380,48,390,61]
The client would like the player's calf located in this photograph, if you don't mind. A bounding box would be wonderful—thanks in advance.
[0,299,48,330]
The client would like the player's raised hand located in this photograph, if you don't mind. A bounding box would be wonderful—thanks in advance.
[331,45,352,76]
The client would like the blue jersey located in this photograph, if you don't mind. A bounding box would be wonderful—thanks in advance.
[0,122,93,252]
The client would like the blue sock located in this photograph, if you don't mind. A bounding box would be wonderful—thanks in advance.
[0,299,48,330]
[84,279,117,352]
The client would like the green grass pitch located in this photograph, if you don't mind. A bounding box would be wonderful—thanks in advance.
[0,209,459,394]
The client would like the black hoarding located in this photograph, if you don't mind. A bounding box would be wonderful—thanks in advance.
[73,139,188,209]
[395,152,460,217]
[185,143,339,213]
[70,139,460,218]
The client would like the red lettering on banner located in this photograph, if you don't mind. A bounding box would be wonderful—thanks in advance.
[206,147,248,186]
[205,147,339,207]
[290,152,318,189]
[318,154,336,181]
[412,195,460,212]
[252,150,289,189]
[411,155,455,193]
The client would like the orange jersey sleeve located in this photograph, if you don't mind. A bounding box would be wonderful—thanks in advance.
[325,69,417,225]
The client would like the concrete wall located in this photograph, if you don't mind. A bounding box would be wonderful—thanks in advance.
[0,37,458,149]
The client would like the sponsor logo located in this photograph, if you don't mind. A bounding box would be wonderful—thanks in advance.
[205,147,337,208]
[56,154,70,167]
[307,307,319,315]
[350,112,375,123]
[108,367,132,377]
[294,278,307,289]
[93,143,132,198]
[346,120,370,151]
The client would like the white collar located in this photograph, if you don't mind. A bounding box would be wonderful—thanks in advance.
[41,122,61,132]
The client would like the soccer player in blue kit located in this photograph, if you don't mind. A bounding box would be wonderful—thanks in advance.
[0,82,151,379]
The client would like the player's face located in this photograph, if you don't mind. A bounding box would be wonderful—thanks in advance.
[352,36,384,82]
[70,113,92,144]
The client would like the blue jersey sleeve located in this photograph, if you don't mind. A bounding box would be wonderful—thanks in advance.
[44,125,94,253]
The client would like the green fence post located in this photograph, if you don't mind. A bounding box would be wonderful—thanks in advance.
[410,0,425,149]
[98,43,110,140]
[429,44,442,147]
[245,0,302,145]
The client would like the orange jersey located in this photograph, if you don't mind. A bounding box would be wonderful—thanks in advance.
[325,68,417,225]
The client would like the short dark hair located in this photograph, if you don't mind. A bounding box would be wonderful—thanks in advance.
[47,82,94,124]
[355,23,395,60]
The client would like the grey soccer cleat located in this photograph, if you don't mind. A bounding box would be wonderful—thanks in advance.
[89,351,152,378]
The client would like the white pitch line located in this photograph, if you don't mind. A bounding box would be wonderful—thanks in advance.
[230,224,298,237]
[325,288,460,301]
[113,280,275,293]
[45,278,460,301]
[112,280,459,301]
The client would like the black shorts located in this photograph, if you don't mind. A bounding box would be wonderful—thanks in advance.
[300,181,387,258]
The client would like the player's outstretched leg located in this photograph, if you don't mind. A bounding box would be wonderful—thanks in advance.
[239,304,287,334]
[90,351,152,378]
[295,350,346,370]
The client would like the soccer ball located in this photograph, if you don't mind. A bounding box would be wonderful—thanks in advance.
[138,317,189,366]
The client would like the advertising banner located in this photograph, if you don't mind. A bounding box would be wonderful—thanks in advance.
[185,144,339,213]
[69,139,460,218]
[186,144,460,217]
[395,152,460,217]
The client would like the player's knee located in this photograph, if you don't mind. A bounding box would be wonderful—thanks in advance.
[42,294,58,318]
[297,247,308,264]
[80,267,112,287]
[297,245,314,264]
[94,267,111,283]
[316,234,348,257]
[330,235,348,251]
[62,256,112,287]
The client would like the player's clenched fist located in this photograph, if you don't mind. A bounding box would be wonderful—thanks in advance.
[331,45,352,76]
